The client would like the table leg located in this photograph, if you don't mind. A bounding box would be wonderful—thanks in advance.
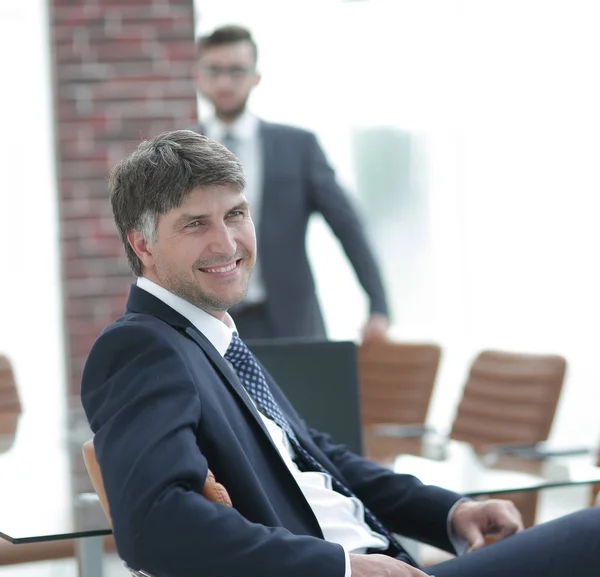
[76,535,104,577]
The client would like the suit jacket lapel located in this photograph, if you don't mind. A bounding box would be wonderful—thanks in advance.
[125,285,330,534]
[185,326,324,533]
[258,121,277,248]
[184,327,275,442]
[182,320,335,485]
[125,285,277,446]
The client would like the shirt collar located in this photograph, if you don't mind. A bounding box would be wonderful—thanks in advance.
[205,110,259,143]
[136,277,234,357]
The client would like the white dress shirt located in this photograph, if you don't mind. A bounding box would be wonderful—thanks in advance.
[203,112,266,304]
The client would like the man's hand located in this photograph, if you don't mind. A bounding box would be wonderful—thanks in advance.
[361,313,389,343]
[349,553,429,577]
[451,499,524,552]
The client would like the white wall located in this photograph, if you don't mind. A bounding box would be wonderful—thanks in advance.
[427,0,600,444]
[195,0,600,445]
[0,0,66,425]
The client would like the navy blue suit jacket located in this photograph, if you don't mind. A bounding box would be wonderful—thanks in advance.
[81,285,460,577]
[195,120,389,338]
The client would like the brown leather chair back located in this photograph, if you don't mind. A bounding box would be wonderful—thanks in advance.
[358,340,441,462]
[449,349,566,528]
[0,355,21,413]
[81,439,233,528]
[0,355,21,454]
[82,440,113,523]
[358,340,441,426]
[450,350,566,445]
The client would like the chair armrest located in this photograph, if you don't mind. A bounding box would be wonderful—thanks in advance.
[483,442,593,461]
[368,423,436,439]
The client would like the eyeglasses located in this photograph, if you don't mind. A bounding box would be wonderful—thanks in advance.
[200,66,256,79]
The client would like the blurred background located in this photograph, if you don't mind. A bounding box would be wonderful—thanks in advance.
[2,0,600,574]
[3,0,600,446]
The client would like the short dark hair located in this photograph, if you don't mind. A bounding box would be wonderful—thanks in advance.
[196,25,258,64]
[109,130,246,277]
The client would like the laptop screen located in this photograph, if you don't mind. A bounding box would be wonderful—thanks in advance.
[247,339,363,456]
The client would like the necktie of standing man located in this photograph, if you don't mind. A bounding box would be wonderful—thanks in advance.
[221,131,238,157]
[224,334,415,566]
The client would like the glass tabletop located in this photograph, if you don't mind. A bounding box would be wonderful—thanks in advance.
[392,438,600,497]
[2,411,599,544]
[0,410,110,544]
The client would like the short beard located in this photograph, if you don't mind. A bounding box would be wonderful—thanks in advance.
[170,279,241,312]
[215,98,249,123]
[157,250,252,312]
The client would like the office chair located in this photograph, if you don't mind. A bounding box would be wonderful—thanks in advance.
[357,340,441,463]
[450,349,567,527]
[81,439,232,577]
[0,354,21,413]
[0,356,20,454]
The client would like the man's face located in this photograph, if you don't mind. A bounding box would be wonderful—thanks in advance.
[196,41,260,120]
[132,185,256,318]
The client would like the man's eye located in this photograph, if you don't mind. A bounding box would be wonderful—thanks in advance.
[227,211,244,218]
[186,221,203,228]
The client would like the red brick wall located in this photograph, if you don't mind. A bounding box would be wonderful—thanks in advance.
[50,0,198,398]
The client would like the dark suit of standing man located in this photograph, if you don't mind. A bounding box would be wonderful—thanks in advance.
[194,25,389,341]
[82,129,600,577]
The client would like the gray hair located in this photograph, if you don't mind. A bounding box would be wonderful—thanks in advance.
[109,130,245,276]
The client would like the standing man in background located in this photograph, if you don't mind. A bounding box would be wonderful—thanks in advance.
[194,25,390,341]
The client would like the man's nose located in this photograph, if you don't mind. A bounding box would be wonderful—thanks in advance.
[209,222,236,256]
[214,73,235,89]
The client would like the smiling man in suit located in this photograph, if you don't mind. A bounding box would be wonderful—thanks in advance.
[193,25,389,341]
[82,129,600,577]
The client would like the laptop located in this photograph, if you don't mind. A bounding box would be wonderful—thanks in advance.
[247,339,363,456]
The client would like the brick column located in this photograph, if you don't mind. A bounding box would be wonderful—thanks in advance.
[49,0,198,398]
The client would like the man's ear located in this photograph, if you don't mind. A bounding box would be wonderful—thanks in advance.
[127,229,154,268]
[252,72,262,89]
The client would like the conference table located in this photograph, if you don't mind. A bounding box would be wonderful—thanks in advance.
[1,412,600,577]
